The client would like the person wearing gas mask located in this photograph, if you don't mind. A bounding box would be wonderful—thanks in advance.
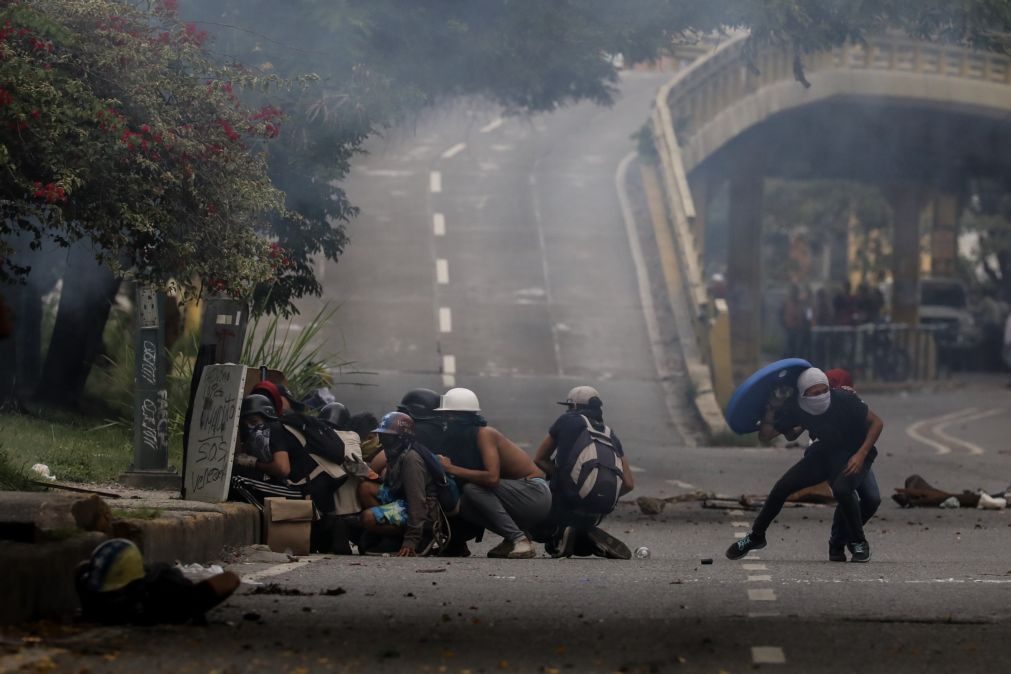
[358,412,441,557]
[726,367,884,563]
[233,393,296,481]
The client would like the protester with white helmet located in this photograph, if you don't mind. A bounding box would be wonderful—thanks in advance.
[533,385,634,559]
[435,388,551,559]
[726,366,884,563]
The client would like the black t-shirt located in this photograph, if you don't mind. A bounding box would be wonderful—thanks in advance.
[549,410,624,470]
[272,422,316,483]
[774,389,876,460]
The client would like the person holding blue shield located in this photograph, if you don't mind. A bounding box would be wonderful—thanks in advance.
[726,367,884,563]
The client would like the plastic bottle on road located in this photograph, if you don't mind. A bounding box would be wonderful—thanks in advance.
[634,546,650,559]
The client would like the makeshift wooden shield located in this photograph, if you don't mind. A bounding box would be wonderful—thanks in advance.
[724,358,812,434]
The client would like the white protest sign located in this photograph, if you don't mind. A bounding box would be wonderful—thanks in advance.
[184,364,247,503]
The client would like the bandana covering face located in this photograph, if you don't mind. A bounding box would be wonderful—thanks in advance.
[797,367,831,416]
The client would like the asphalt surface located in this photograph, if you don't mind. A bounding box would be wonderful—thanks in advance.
[6,73,1011,673]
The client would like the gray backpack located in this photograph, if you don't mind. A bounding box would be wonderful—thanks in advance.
[558,415,623,514]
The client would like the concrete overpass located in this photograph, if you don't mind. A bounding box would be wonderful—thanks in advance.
[649,33,1011,398]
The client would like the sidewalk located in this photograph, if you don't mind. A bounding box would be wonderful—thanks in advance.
[0,485,259,625]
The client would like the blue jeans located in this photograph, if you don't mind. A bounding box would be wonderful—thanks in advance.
[829,468,881,547]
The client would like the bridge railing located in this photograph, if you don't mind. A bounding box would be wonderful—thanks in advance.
[649,33,1006,404]
[809,324,940,384]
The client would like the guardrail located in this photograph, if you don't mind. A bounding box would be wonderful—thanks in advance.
[809,324,939,384]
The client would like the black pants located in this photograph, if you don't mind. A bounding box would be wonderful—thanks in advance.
[752,445,871,543]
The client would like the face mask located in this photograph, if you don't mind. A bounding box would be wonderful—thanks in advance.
[799,392,831,416]
[242,423,273,462]
[380,434,405,461]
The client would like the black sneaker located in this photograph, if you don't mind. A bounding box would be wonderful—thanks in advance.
[586,527,632,560]
[726,532,766,560]
[849,540,871,563]
[829,544,847,562]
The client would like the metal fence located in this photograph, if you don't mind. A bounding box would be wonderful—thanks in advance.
[809,324,940,383]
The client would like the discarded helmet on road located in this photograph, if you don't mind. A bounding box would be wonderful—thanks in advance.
[318,402,351,430]
[435,387,481,413]
[398,388,441,420]
[240,393,278,420]
[372,411,416,437]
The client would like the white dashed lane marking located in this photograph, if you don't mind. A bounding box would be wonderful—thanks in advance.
[429,171,442,193]
[748,575,773,582]
[480,117,504,133]
[436,258,449,284]
[743,563,768,571]
[664,479,696,490]
[433,213,446,236]
[439,307,452,333]
[441,354,456,388]
[734,531,747,539]
[748,588,777,601]
[752,646,786,664]
[629,465,645,473]
[441,143,466,159]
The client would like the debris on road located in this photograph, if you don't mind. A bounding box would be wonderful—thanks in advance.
[892,475,995,508]
[247,583,309,596]
[636,496,665,515]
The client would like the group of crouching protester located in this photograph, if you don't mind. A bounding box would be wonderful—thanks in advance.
[228,383,636,560]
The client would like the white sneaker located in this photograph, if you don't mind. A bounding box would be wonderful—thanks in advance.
[506,537,536,559]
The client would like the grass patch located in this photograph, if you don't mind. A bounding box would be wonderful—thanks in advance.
[0,407,161,485]
[0,448,43,491]
[111,507,162,520]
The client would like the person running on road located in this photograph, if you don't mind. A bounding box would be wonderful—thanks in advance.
[435,388,551,559]
[726,367,883,563]
[824,368,882,561]
[533,386,634,559]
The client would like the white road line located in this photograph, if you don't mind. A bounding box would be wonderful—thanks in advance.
[731,521,749,527]
[433,213,446,236]
[616,151,698,447]
[442,354,456,375]
[442,374,456,388]
[734,531,747,539]
[441,142,466,159]
[905,408,978,455]
[748,589,777,601]
[727,510,746,517]
[743,563,768,571]
[665,479,697,490]
[439,307,452,333]
[480,117,504,133]
[436,258,449,284]
[752,646,786,665]
[629,464,645,473]
[429,170,442,193]
[933,408,1001,455]
[242,560,311,584]
[748,575,773,582]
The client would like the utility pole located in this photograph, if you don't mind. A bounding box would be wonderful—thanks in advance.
[121,285,180,490]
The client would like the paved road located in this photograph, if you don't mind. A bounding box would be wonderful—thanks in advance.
[8,75,1011,673]
[300,72,692,487]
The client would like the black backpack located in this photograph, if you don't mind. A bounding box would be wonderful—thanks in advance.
[557,415,623,514]
[280,412,346,464]
[410,442,461,515]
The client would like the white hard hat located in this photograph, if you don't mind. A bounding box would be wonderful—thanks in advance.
[435,387,481,413]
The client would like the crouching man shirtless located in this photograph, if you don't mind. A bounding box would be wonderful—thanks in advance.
[435,388,552,559]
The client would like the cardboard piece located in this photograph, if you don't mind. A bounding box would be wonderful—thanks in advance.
[263,497,313,556]
[183,364,248,503]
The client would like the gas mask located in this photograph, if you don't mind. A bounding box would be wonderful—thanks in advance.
[241,423,273,462]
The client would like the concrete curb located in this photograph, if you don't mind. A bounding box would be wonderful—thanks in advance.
[0,496,259,625]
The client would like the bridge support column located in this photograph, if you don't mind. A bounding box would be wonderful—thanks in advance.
[689,174,711,265]
[887,185,927,327]
[931,192,960,278]
[727,170,764,381]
